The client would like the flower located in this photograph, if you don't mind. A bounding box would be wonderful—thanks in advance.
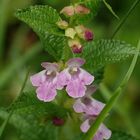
[58,58,94,98]
[80,116,112,140]
[68,39,83,53]
[65,28,76,39]
[73,86,105,116]
[60,6,75,17]
[60,5,90,17]
[56,20,68,29]
[75,25,94,41]
[75,4,90,14]
[30,62,62,102]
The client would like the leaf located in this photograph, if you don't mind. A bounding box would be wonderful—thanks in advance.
[0,92,69,140]
[15,5,67,60]
[110,131,138,140]
[79,39,138,73]
[82,40,140,140]
[103,0,119,19]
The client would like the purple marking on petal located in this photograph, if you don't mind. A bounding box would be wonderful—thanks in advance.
[30,70,46,87]
[80,119,90,133]
[36,83,57,102]
[73,99,86,113]
[93,124,111,140]
[41,62,59,72]
[85,98,105,116]
[79,69,94,85]
[66,79,86,98]
[67,58,85,68]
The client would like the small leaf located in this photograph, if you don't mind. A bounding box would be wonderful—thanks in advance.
[15,5,67,60]
[103,0,119,19]
[78,39,138,73]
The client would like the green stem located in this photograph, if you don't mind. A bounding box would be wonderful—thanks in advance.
[111,0,140,39]
[0,69,30,139]
[0,43,41,89]
[99,83,138,137]
[83,40,140,140]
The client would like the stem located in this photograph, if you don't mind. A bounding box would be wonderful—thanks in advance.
[111,0,140,39]
[83,40,140,140]
[0,69,30,139]
[99,83,138,137]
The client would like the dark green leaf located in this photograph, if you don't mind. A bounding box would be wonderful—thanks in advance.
[79,39,138,73]
[15,5,67,60]
[110,131,138,140]
[0,92,69,140]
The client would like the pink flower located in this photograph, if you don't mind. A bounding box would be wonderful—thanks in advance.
[30,62,62,102]
[60,6,75,17]
[75,4,90,14]
[75,25,94,41]
[73,86,105,116]
[68,39,83,54]
[80,116,112,140]
[58,58,94,98]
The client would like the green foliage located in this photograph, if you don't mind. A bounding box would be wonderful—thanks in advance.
[0,92,69,140]
[15,5,67,60]
[79,39,138,73]
[110,131,138,140]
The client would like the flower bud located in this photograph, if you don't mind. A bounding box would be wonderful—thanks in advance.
[75,5,90,14]
[52,117,65,126]
[68,39,83,54]
[84,29,94,41]
[65,28,76,39]
[75,25,94,41]
[60,6,75,17]
[56,20,68,29]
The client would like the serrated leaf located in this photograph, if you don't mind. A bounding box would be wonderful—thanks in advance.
[78,39,138,73]
[110,131,138,140]
[0,92,69,140]
[15,5,66,60]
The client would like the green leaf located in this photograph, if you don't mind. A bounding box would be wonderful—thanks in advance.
[0,92,69,140]
[103,0,119,19]
[83,40,140,140]
[110,131,138,140]
[15,5,66,60]
[79,39,138,73]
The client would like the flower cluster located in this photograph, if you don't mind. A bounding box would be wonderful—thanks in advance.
[56,4,94,54]
[73,86,112,140]
[30,4,112,140]
[30,58,94,102]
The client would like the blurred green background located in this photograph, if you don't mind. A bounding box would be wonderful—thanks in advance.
[0,0,140,140]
